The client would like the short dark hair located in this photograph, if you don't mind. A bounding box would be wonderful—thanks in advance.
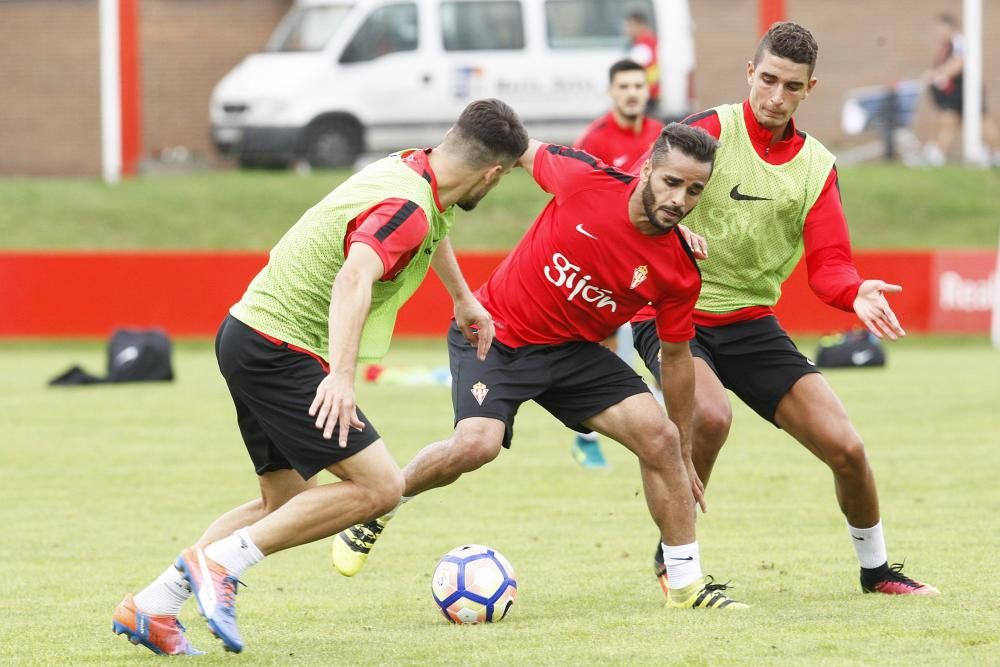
[754,21,818,75]
[450,98,529,167]
[626,10,649,24]
[608,59,646,84]
[650,123,718,169]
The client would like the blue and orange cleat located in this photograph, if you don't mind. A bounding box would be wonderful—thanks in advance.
[112,593,203,656]
[175,548,245,653]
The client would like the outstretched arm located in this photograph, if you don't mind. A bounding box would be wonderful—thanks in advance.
[853,280,905,340]
[659,339,705,512]
[803,169,863,310]
[802,169,905,340]
[432,237,494,360]
[311,243,384,446]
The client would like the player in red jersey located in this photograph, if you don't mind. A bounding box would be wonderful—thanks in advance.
[576,59,665,170]
[334,124,749,609]
[630,22,938,597]
[571,58,666,468]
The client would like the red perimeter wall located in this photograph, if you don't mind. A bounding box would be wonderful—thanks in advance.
[0,250,995,339]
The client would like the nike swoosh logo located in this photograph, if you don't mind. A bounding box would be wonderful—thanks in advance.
[853,536,865,541]
[575,223,598,240]
[668,556,695,561]
[730,184,772,201]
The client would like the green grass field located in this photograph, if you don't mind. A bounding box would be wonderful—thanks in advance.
[1,165,998,250]
[2,337,998,665]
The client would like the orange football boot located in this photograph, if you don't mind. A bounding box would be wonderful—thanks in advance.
[112,593,203,655]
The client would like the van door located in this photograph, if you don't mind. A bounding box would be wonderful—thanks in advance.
[334,1,446,151]
[533,0,659,136]
[436,0,530,111]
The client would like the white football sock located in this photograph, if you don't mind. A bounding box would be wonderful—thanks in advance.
[577,431,599,442]
[662,541,702,590]
[848,520,888,570]
[133,564,191,616]
[383,495,411,521]
[204,527,264,578]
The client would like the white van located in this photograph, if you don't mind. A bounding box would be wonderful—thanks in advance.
[211,0,694,168]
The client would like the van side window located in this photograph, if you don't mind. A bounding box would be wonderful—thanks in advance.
[441,1,525,51]
[545,0,654,48]
[267,5,353,52]
[340,3,419,63]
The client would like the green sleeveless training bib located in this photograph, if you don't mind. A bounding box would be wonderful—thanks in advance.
[686,103,836,312]
[231,152,453,362]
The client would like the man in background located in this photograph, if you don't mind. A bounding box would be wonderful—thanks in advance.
[576,59,665,170]
[624,11,660,116]
[923,12,999,166]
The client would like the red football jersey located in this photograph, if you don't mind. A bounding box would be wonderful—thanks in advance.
[475,144,700,348]
[574,112,664,170]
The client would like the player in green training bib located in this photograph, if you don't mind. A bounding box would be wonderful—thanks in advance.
[631,22,938,598]
[112,99,529,656]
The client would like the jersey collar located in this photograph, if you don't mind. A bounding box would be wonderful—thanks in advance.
[400,148,446,212]
[741,100,806,162]
[742,100,799,148]
[609,111,648,136]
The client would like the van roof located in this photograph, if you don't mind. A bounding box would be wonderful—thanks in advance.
[295,0,562,5]
[296,0,353,7]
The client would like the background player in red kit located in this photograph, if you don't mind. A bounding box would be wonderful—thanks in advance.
[334,124,749,609]
[630,22,938,598]
[576,59,665,170]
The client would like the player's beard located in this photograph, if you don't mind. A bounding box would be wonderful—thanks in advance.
[641,182,684,232]
[457,180,491,211]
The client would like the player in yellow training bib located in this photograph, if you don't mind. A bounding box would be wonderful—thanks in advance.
[630,22,938,599]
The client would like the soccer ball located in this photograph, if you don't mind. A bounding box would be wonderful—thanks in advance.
[431,544,517,624]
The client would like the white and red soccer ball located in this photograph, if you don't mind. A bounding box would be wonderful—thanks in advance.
[431,544,517,624]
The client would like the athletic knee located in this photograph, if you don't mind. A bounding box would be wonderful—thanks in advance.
[367,468,405,516]
[825,434,869,478]
[694,403,732,449]
[450,424,503,470]
[632,418,680,466]
[255,496,280,515]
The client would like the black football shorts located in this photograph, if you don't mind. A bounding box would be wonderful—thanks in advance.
[448,321,650,448]
[631,315,820,426]
[215,315,381,479]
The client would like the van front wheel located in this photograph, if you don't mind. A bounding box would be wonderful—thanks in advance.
[303,120,361,169]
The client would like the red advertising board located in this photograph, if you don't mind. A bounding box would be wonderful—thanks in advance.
[929,251,998,333]
[0,250,995,338]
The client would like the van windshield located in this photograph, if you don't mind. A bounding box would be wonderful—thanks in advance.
[266,5,353,52]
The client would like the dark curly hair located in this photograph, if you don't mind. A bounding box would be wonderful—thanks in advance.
[650,123,718,169]
[754,21,818,75]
